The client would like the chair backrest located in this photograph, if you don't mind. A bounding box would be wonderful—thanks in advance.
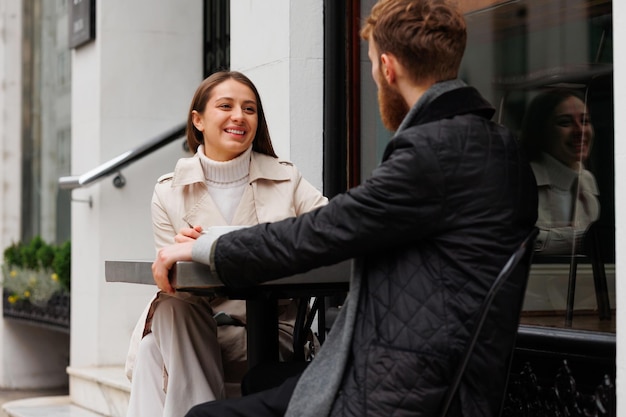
[438,227,539,417]
[531,221,611,325]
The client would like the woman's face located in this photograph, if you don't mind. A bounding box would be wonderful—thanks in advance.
[192,79,258,161]
[545,95,594,169]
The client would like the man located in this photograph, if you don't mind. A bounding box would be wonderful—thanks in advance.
[152,0,538,416]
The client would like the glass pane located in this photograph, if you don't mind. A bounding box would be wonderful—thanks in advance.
[461,0,614,332]
[358,0,615,332]
[359,0,392,181]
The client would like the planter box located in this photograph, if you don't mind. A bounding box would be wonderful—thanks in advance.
[3,289,70,332]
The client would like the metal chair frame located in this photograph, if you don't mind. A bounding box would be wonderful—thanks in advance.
[438,228,539,417]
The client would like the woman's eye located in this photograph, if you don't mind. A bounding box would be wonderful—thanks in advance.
[244,106,256,114]
[555,116,573,128]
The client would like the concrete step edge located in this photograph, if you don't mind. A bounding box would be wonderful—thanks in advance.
[66,366,130,393]
[2,395,104,416]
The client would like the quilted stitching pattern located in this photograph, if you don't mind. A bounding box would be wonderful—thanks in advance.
[214,87,538,417]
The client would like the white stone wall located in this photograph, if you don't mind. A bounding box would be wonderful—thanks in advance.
[69,0,202,368]
[230,0,324,191]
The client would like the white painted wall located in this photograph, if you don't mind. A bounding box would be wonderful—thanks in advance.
[69,0,202,368]
[230,0,324,191]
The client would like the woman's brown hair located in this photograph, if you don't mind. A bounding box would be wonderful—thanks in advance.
[186,71,277,157]
[519,88,588,161]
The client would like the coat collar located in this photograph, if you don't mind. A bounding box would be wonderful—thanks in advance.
[531,152,599,195]
[398,80,496,131]
[531,152,578,189]
[170,151,290,187]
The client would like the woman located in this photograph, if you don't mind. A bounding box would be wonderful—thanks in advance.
[125,71,328,417]
[519,88,600,255]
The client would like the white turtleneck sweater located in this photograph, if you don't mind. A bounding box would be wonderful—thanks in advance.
[197,145,252,224]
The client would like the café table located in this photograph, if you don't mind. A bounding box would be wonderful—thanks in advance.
[105,259,351,368]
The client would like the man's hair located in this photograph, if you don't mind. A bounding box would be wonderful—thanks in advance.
[186,70,277,157]
[361,0,466,83]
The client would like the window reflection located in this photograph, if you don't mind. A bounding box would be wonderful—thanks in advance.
[460,0,615,331]
[357,0,614,331]
[519,89,599,255]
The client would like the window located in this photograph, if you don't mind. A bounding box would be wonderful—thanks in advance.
[203,0,230,77]
[462,0,614,332]
[355,0,614,332]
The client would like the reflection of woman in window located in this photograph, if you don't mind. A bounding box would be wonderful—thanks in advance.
[519,88,600,255]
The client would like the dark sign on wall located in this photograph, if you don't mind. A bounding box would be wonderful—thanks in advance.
[69,0,95,49]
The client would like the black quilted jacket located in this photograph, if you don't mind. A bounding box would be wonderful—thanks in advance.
[212,86,538,416]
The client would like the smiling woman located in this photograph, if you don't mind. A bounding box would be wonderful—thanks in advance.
[124,70,328,417]
[191,79,260,162]
[519,89,599,255]
[185,71,277,161]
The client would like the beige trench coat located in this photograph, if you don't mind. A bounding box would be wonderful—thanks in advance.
[126,150,327,387]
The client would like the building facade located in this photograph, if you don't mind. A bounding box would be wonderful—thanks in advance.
[0,0,623,415]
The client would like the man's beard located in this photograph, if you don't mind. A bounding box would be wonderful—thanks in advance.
[378,77,409,131]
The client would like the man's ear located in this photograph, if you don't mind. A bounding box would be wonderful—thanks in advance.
[380,53,397,85]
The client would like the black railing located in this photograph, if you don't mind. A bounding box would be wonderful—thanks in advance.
[58,123,186,190]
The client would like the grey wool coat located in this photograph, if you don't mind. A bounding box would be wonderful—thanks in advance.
[194,79,538,417]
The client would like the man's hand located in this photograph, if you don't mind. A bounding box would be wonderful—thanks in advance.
[152,241,195,294]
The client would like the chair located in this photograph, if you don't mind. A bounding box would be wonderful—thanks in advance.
[292,296,325,360]
[532,222,611,327]
[291,293,345,358]
[437,228,539,417]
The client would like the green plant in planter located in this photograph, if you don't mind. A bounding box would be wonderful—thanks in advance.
[2,237,71,307]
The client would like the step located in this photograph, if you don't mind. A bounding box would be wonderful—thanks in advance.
[66,366,130,417]
[2,395,103,417]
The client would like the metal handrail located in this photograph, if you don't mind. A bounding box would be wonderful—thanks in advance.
[58,123,186,190]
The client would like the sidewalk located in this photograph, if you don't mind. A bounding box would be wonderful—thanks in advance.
[0,387,68,417]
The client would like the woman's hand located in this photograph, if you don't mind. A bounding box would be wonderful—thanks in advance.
[175,225,203,243]
[152,241,195,293]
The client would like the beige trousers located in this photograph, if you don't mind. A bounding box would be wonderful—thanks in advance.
[125,294,302,417]
[126,296,225,417]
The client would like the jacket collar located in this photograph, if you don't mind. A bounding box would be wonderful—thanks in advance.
[170,150,290,187]
[531,152,578,189]
[398,79,496,131]
[531,152,599,195]
[249,152,292,182]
